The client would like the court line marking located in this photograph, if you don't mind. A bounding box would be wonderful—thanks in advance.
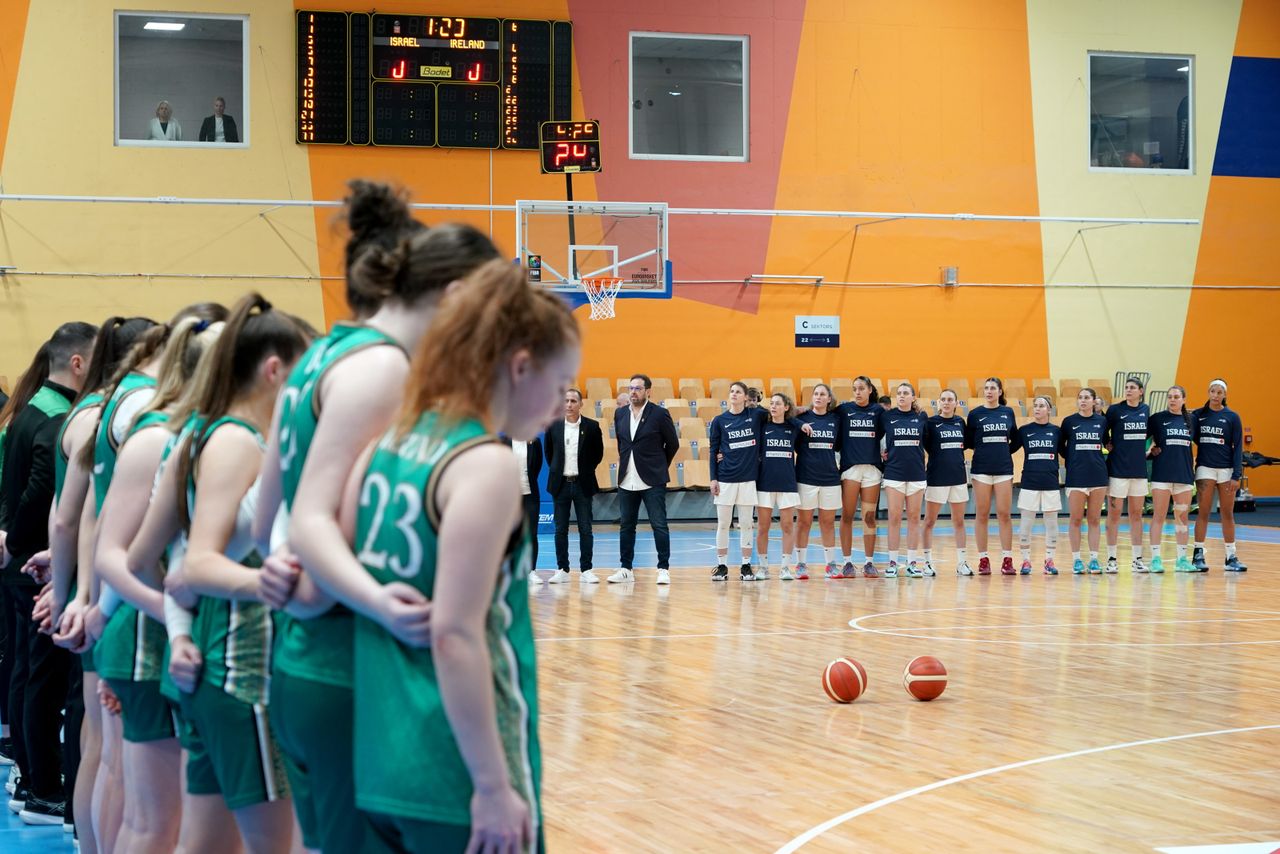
[872,615,1280,632]
[774,724,1280,854]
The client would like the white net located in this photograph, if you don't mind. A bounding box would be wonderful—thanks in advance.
[581,276,624,320]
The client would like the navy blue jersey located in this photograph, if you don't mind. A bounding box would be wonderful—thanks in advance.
[1194,406,1242,479]
[880,408,928,482]
[796,409,841,486]
[836,401,883,469]
[758,420,799,493]
[1059,413,1108,488]
[965,405,1018,475]
[1105,401,1150,478]
[924,415,967,487]
[1017,421,1062,491]
[1149,410,1195,484]
[709,407,764,482]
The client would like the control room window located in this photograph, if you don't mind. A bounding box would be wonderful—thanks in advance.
[1089,52,1191,172]
[630,33,747,162]
[115,12,249,148]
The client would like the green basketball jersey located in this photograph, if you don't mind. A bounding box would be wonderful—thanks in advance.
[54,392,103,505]
[186,416,275,706]
[274,323,401,689]
[93,373,157,513]
[95,410,174,683]
[352,414,540,827]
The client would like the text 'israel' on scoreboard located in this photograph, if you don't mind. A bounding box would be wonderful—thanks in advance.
[296,10,572,149]
[540,121,601,173]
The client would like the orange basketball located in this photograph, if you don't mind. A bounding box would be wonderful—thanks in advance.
[902,655,948,701]
[822,658,868,703]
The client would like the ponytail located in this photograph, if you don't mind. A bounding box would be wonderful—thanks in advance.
[854,376,878,404]
[400,260,579,433]
[77,323,170,469]
[174,293,310,527]
[136,317,227,424]
[0,343,51,430]
[76,316,157,405]
[985,376,1007,407]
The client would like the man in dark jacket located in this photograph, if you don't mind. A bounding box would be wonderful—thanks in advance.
[542,388,604,583]
[0,321,95,825]
[611,374,679,585]
[198,96,240,143]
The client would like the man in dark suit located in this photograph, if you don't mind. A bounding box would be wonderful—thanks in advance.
[505,437,543,584]
[198,97,240,143]
[542,388,605,584]
[611,374,679,585]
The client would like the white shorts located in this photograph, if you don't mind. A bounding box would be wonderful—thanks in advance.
[1017,488,1062,512]
[714,481,758,506]
[841,464,883,487]
[971,474,1013,485]
[1196,466,1234,483]
[882,479,926,496]
[925,484,969,504]
[1150,482,1194,496]
[757,491,801,510]
[1108,477,1148,498]
[1066,485,1106,497]
[798,483,842,511]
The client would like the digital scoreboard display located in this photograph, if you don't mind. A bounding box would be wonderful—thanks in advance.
[297,10,572,149]
[540,121,601,173]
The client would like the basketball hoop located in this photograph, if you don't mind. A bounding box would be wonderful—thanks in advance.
[580,276,624,320]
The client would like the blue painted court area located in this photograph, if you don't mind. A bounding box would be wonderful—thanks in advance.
[0,807,74,853]
[532,520,1279,571]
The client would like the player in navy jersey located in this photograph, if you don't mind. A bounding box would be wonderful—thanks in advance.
[756,394,802,580]
[709,382,765,581]
[1104,376,1150,572]
[1016,397,1063,575]
[794,384,841,579]
[923,390,971,576]
[834,377,883,577]
[1192,379,1246,571]
[966,378,1019,575]
[1060,388,1109,574]
[879,384,930,577]
[1148,385,1196,573]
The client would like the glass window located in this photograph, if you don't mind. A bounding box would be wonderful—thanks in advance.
[630,33,747,162]
[1089,53,1191,171]
[115,12,249,148]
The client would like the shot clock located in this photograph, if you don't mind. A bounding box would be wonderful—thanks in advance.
[539,121,602,173]
[297,10,572,149]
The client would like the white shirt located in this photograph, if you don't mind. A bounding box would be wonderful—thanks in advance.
[511,440,531,495]
[619,405,650,492]
[215,115,225,142]
[563,418,580,477]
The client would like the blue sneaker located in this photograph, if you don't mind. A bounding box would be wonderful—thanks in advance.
[1072,558,1085,575]
[1149,556,1165,574]
[1088,558,1102,574]
[841,561,858,578]
[862,560,879,578]
[1019,559,1033,575]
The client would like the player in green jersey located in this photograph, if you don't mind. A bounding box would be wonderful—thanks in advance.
[94,315,226,853]
[252,182,500,853]
[173,294,310,851]
[338,261,579,853]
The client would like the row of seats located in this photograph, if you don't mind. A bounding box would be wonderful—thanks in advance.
[584,376,1117,407]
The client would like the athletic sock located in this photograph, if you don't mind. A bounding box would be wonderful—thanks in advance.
[978,551,989,559]
[842,552,852,562]
[824,548,837,563]
[1133,545,1143,559]
[781,553,792,568]
[1107,545,1118,560]
[864,551,874,564]
[1001,550,1012,560]
[1194,541,1206,551]
[888,550,898,564]
[1090,551,1099,561]
[1072,551,1081,562]
[1226,542,1237,558]
[906,549,917,563]
[1177,544,1188,559]
[1020,546,1031,561]
[956,548,966,564]
[924,549,933,563]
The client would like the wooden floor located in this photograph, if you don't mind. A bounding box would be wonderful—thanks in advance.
[532,530,1280,853]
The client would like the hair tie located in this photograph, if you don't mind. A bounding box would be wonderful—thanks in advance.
[193,319,211,333]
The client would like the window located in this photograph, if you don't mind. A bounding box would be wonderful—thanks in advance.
[115,12,249,148]
[1088,52,1191,172]
[630,33,747,161]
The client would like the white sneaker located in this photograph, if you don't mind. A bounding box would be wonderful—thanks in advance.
[1132,557,1147,574]
[755,566,771,581]
[546,570,570,584]
[957,561,974,576]
[527,570,543,585]
[655,568,671,585]
[923,560,937,577]
[580,569,600,584]
[780,567,795,581]
[607,568,634,583]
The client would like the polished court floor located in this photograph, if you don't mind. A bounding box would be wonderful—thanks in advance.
[4,520,1276,852]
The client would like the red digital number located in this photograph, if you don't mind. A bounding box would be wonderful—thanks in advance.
[554,142,570,167]
[467,63,481,81]
[573,143,587,158]
[391,60,406,79]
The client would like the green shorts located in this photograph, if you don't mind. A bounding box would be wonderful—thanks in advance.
[82,649,97,674]
[105,678,176,743]
[270,670,378,851]
[365,811,545,854]
[183,679,289,809]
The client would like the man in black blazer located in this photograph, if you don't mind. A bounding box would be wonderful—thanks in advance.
[542,388,605,583]
[504,436,543,583]
[198,97,240,143]
[611,374,680,584]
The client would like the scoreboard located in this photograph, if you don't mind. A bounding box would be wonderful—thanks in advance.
[297,11,572,149]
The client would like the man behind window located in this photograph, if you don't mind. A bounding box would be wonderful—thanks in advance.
[199,96,240,143]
